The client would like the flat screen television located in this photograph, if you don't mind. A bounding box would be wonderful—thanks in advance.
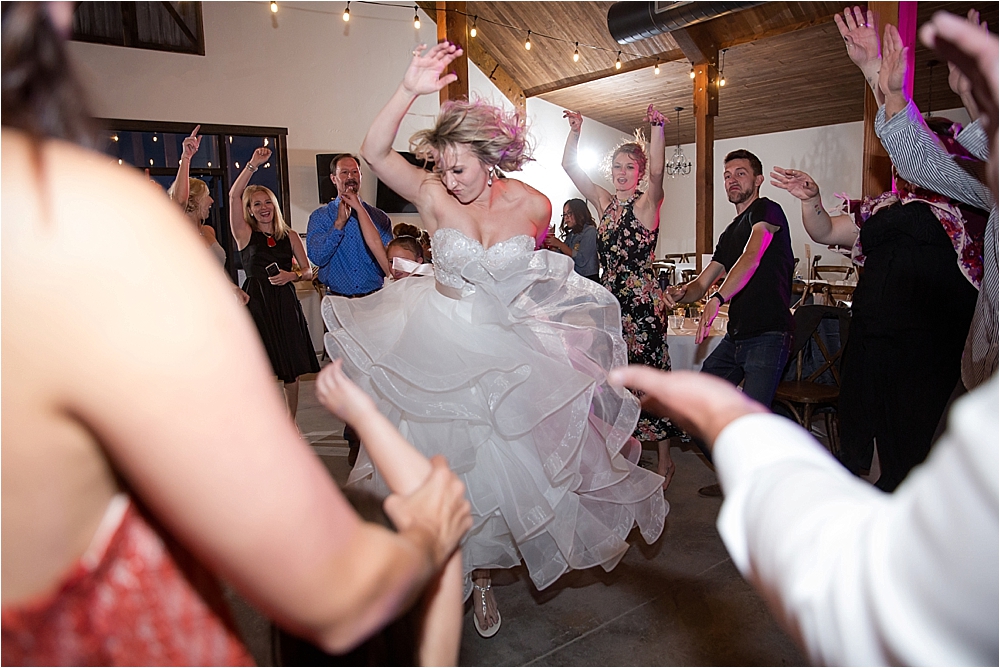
[376,151,433,213]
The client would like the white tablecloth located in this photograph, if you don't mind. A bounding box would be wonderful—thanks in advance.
[667,328,724,372]
[295,282,325,354]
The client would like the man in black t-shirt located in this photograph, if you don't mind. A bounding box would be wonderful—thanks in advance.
[666,149,795,408]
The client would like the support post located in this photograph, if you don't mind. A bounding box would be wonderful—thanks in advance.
[693,62,719,272]
[436,1,469,104]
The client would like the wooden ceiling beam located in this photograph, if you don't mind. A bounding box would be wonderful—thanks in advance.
[523,50,684,98]
[671,23,718,67]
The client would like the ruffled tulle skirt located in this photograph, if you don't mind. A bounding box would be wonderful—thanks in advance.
[323,249,666,594]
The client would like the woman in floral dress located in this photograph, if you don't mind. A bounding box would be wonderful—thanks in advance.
[562,105,683,492]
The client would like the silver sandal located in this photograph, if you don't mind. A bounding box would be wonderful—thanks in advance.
[472,580,501,638]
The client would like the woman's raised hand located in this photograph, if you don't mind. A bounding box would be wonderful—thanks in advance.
[249,146,271,168]
[563,110,583,133]
[402,42,463,97]
[769,166,820,201]
[181,125,202,161]
[879,23,909,100]
[645,105,667,126]
[834,6,880,71]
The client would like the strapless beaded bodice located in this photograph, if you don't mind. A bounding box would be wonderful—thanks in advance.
[432,228,535,291]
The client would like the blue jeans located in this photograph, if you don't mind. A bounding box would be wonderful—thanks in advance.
[701,331,793,406]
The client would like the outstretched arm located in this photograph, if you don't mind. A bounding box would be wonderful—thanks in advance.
[361,42,462,219]
[229,146,270,250]
[634,105,667,230]
[168,125,201,207]
[770,167,858,247]
[315,360,468,665]
[695,222,778,344]
[834,6,883,104]
[561,110,612,212]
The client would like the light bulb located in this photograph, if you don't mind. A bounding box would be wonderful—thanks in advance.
[342,3,349,21]
[654,62,660,75]
[524,31,531,50]
[573,43,579,62]
[689,68,695,79]
[270,1,277,13]
[470,17,477,37]
[152,135,157,142]
[615,51,622,69]
[111,134,119,142]
[719,76,726,86]
[413,7,420,29]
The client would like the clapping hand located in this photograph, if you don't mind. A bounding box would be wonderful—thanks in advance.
[181,125,202,161]
[645,105,667,127]
[341,189,362,211]
[402,42,462,97]
[563,110,583,133]
[769,166,820,201]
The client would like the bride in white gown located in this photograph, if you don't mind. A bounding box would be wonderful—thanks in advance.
[323,41,666,638]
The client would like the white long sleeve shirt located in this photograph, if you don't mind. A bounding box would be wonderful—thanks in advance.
[715,377,999,666]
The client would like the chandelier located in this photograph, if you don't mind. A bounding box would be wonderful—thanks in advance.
[665,106,691,177]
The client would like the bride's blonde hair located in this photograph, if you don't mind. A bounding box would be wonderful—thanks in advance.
[410,98,533,172]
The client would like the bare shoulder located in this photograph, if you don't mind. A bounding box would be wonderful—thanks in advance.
[505,178,552,225]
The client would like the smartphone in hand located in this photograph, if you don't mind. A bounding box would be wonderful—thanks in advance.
[265,262,280,277]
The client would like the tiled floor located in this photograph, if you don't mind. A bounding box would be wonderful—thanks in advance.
[227,372,807,666]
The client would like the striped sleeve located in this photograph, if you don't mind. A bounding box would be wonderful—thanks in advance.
[875,100,998,389]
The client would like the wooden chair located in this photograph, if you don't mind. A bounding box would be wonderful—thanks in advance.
[813,264,855,283]
[773,305,851,454]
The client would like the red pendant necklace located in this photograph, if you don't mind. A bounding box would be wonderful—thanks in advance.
[264,232,276,247]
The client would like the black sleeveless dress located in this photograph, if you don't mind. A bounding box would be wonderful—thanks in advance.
[598,192,682,442]
[240,230,319,383]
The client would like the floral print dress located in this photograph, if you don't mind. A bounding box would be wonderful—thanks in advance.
[598,192,682,442]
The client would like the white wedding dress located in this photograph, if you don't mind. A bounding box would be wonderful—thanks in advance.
[322,227,667,595]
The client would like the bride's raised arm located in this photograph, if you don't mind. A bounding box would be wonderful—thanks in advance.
[360,42,463,217]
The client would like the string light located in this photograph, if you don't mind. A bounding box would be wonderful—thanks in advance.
[689,67,695,79]
[718,48,728,87]
[342,1,349,21]
[266,3,661,68]
[653,62,660,75]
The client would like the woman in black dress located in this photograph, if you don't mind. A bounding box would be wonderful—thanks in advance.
[229,146,319,417]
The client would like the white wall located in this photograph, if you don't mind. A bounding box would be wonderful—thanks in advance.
[659,106,970,265]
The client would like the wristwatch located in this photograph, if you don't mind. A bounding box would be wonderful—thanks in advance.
[707,291,727,306]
